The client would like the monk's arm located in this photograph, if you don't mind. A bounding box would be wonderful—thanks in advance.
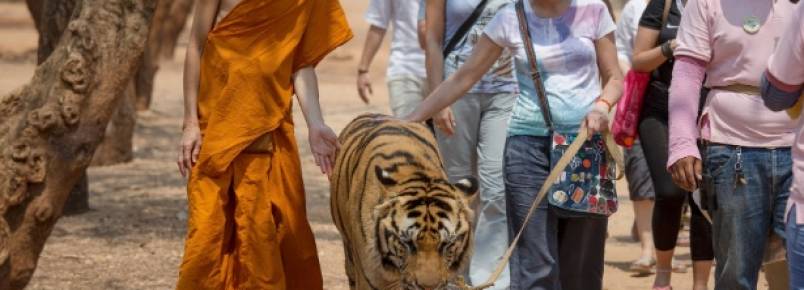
[294,67,339,176]
[178,0,220,176]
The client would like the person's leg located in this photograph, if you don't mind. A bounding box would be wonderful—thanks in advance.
[177,164,235,290]
[786,206,804,289]
[638,116,687,287]
[705,146,772,290]
[765,147,792,290]
[624,141,656,272]
[387,75,425,118]
[504,135,560,290]
[469,93,515,288]
[556,210,608,290]
[436,93,480,180]
[688,196,714,290]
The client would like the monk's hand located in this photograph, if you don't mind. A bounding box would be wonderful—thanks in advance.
[178,123,202,177]
[309,124,340,176]
[356,71,372,104]
[669,156,703,192]
[433,108,456,136]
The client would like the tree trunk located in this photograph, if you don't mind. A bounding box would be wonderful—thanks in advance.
[135,0,193,111]
[157,0,193,62]
[91,81,136,166]
[24,0,44,33]
[0,1,155,288]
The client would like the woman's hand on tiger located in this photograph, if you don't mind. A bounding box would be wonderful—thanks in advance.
[584,104,610,136]
[433,108,456,136]
[177,122,202,178]
[309,124,340,176]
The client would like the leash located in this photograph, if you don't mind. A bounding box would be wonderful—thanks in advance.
[465,126,624,290]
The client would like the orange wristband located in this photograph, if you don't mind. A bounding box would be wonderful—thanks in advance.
[596,98,613,112]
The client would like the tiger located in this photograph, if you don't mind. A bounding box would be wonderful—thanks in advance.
[330,114,479,290]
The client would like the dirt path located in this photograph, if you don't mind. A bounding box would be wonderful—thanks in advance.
[0,1,769,289]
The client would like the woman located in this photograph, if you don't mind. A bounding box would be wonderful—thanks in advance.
[423,0,518,287]
[614,0,656,274]
[407,0,622,287]
[667,0,798,288]
[630,0,714,288]
[761,4,804,288]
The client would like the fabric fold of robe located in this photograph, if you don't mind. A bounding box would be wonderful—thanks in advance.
[177,0,352,289]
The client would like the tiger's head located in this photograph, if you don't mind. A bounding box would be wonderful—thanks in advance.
[372,166,478,289]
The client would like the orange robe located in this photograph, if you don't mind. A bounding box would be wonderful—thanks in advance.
[176,0,352,289]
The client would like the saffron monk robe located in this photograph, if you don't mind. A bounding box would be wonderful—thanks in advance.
[174,0,352,289]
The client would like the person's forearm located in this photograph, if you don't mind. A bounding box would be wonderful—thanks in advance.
[409,71,476,122]
[599,74,623,107]
[294,66,326,127]
[667,56,706,168]
[761,71,803,111]
[632,44,669,73]
[417,20,427,50]
[182,39,201,127]
[425,37,445,95]
[358,26,386,71]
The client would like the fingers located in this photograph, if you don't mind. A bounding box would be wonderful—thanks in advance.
[177,156,186,177]
[183,142,194,176]
[694,158,703,182]
[192,142,201,164]
[683,159,697,191]
[358,87,370,104]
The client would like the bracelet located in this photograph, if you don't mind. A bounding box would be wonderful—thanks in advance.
[595,98,613,112]
[661,41,674,59]
[358,68,369,74]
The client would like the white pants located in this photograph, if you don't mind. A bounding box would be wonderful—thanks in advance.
[387,75,425,117]
[436,92,515,289]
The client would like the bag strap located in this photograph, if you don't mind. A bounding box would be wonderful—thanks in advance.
[515,0,554,132]
[443,0,490,58]
[661,0,672,27]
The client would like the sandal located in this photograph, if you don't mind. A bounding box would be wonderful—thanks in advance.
[629,256,655,274]
[671,260,689,273]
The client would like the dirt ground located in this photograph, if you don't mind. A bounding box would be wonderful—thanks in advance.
[0,1,772,289]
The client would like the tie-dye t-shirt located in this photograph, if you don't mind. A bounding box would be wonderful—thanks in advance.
[484,0,616,136]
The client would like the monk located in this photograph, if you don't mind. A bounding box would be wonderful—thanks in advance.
[174,0,352,289]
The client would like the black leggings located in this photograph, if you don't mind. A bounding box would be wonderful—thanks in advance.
[639,115,714,261]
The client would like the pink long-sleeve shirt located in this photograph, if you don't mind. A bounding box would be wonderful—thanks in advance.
[666,0,797,169]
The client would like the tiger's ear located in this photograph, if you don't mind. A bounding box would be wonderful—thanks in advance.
[452,177,478,197]
[375,166,397,186]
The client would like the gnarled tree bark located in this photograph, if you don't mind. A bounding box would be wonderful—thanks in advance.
[0,0,155,288]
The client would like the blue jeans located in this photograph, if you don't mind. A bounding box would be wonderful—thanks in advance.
[504,135,608,290]
[787,206,804,289]
[703,145,791,290]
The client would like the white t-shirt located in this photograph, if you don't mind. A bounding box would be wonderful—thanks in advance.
[484,0,616,136]
[365,0,426,78]
[615,0,647,65]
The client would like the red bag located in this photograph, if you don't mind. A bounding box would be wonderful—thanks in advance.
[612,70,650,148]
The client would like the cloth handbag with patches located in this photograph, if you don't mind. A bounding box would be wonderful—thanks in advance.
[515,0,620,216]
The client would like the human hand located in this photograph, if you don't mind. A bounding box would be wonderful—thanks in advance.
[309,124,341,176]
[670,156,702,192]
[357,72,372,104]
[177,123,202,177]
[670,39,678,50]
[584,103,610,136]
[433,108,456,136]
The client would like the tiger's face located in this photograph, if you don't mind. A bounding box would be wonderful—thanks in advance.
[372,166,478,289]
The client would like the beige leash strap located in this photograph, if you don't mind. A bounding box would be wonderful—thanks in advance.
[469,127,623,290]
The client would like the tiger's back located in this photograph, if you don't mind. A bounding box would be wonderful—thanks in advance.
[330,114,477,290]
